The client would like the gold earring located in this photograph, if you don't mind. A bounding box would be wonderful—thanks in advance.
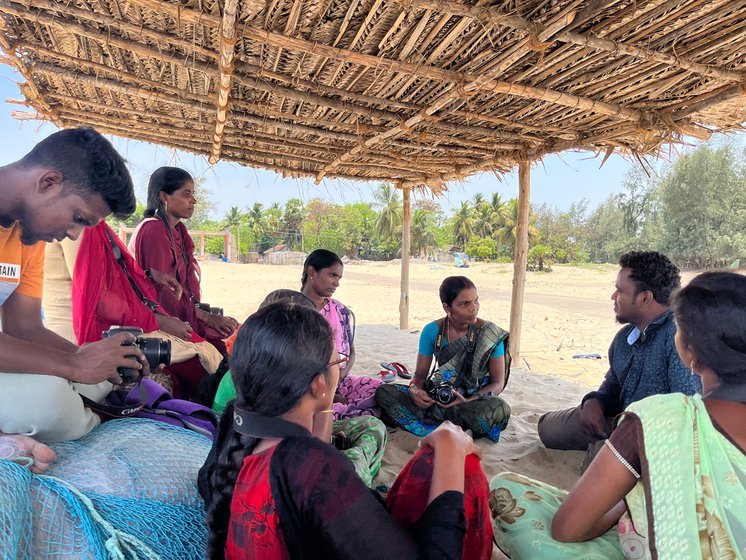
[690,360,696,375]
[322,392,326,398]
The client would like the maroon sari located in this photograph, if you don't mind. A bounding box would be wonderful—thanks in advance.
[129,215,226,354]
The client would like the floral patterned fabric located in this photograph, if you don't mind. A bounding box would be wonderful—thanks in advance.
[226,447,288,560]
[489,472,624,559]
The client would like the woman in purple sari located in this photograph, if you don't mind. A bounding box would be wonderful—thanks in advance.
[301,249,382,419]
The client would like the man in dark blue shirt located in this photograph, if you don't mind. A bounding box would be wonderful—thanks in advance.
[538,251,702,458]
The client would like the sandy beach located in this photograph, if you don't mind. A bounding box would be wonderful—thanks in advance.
[201,259,628,388]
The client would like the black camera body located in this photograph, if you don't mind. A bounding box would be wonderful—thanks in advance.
[423,378,456,405]
[102,326,172,384]
[196,302,224,316]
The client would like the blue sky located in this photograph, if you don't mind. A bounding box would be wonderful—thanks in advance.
[2,63,741,220]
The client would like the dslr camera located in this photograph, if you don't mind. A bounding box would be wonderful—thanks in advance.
[196,302,224,316]
[423,378,456,405]
[102,326,172,385]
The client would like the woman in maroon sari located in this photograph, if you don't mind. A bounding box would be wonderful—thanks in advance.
[73,222,223,399]
[128,167,237,354]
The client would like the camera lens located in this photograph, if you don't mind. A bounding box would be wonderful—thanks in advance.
[436,387,455,405]
[136,337,172,368]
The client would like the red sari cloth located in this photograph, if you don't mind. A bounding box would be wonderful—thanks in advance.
[72,222,210,398]
[73,222,163,344]
[224,438,492,560]
[386,448,493,560]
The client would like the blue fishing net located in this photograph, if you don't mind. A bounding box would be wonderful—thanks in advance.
[0,418,211,559]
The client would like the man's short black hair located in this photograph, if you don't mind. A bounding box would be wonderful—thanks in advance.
[19,127,135,219]
[619,251,680,306]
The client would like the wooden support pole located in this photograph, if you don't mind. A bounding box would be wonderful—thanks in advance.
[399,186,411,330]
[118,223,127,243]
[200,233,206,257]
[509,161,531,364]
[225,233,232,262]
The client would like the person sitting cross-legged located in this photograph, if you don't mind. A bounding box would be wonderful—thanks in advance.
[489,271,746,559]
[199,301,495,559]
[376,276,511,441]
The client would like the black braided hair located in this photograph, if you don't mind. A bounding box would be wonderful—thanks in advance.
[202,302,333,558]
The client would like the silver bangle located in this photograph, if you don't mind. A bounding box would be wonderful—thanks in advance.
[604,439,641,479]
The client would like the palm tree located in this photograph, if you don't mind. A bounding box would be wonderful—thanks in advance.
[494,198,539,254]
[373,183,402,245]
[411,209,437,258]
[488,192,509,228]
[451,201,475,250]
[246,202,265,240]
[222,206,243,257]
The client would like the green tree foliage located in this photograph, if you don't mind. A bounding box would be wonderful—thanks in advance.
[533,200,589,263]
[373,184,402,248]
[410,208,438,258]
[109,139,746,266]
[494,198,540,254]
[222,206,243,256]
[658,143,746,267]
[451,201,475,250]
[465,236,496,260]
[282,198,307,250]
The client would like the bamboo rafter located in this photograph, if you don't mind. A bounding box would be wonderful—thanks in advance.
[210,0,240,164]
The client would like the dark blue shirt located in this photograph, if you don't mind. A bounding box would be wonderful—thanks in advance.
[584,310,702,417]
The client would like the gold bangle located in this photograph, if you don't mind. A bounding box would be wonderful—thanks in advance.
[318,409,334,413]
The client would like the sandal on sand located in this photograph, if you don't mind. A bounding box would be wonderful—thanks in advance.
[378,368,396,383]
[380,361,413,380]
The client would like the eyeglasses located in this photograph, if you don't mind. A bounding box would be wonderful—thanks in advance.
[328,352,349,368]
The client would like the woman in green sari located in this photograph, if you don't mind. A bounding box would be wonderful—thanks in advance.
[376,276,511,441]
[490,271,746,559]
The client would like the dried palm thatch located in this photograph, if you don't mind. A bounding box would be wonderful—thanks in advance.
[1,0,745,190]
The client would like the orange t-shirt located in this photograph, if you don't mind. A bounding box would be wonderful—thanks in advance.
[0,222,45,305]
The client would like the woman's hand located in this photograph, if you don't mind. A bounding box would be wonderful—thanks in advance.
[205,314,239,338]
[423,421,482,459]
[437,390,468,409]
[147,268,183,300]
[156,315,193,340]
[409,384,435,409]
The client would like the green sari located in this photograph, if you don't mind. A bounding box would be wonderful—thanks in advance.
[490,394,746,559]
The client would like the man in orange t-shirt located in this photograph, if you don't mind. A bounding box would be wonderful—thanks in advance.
[0,127,142,467]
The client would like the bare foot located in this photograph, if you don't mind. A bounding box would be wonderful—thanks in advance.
[0,435,56,474]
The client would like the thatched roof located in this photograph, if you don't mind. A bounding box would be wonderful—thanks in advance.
[1,0,745,188]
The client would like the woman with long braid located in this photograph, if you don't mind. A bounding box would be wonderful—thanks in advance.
[199,302,494,559]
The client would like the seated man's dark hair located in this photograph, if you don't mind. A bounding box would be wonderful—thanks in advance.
[439,275,476,306]
[618,251,680,305]
[19,127,135,219]
[672,272,746,385]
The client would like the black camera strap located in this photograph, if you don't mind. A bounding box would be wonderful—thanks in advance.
[233,407,312,439]
[80,381,147,419]
[705,383,746,404]
[104,228,161,314]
